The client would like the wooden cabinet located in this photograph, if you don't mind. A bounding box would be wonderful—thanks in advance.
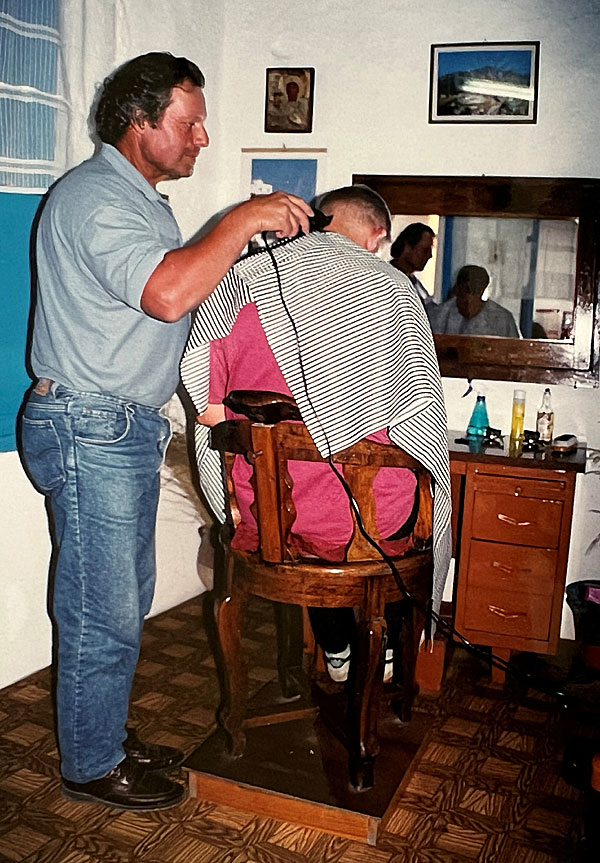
[449,437,585,683]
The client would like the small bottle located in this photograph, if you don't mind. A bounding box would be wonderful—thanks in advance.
[536,387,554,443]
[511,389,526,441]
[467,393,489,437]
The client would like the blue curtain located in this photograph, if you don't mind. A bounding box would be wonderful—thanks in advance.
[0,0,62,190]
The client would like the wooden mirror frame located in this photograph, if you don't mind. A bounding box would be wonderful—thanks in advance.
[353,174,600,386]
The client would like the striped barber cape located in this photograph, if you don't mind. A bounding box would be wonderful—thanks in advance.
[180,231,451,612]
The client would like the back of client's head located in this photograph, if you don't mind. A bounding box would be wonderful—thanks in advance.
[318,184,391,251]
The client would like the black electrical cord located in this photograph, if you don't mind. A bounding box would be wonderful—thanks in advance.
[260,229,570,707]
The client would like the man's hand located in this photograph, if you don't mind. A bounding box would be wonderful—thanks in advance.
[233,191,312,238]
[141,192,313,322]
[196,404,225,427]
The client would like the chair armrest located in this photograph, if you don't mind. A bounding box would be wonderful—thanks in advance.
[223,390,302,424]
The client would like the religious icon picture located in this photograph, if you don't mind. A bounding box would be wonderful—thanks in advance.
[264,67,315,133]
[429,42,539,123]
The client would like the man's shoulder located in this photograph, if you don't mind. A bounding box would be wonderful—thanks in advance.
[486,299,515,321]
[44,151,138,220]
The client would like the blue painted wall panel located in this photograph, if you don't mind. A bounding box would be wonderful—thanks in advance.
[0,191,40,451]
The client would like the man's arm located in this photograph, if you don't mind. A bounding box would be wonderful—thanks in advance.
[141,191,312,322]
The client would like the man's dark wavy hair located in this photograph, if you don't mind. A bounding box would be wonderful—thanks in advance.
[390,222,435,258]
[94,52,205,145]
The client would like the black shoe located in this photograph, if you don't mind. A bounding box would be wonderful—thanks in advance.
[561,738,599,789]
[124,726,185,771]
[61,756,186,810]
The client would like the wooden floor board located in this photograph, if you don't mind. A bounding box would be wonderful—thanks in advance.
[0,594,593,862]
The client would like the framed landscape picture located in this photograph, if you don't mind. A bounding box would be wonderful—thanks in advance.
[429,42,540,123]
[264,67,315,133]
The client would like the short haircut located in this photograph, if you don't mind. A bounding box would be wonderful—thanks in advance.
[95,52,205,145]
[318,184,392,240]
[455,264,490,295]
[390,222,435,258]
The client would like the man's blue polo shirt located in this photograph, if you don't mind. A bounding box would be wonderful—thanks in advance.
[31,144,190,408]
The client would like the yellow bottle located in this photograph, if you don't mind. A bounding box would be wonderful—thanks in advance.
[510,389,525,441]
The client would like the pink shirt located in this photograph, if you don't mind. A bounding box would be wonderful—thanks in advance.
[209,303,417,561]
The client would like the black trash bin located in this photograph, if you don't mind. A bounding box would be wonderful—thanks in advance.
[566,580,600,670]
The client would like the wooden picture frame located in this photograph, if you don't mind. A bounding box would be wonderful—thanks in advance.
[264,67,315,133]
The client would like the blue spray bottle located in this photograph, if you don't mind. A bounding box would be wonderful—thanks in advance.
[467,392,489,437]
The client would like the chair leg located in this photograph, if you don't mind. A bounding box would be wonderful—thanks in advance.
[272,601,304,699]
[348,613,386,790]
[395,600,426,723]
[214,576,249,757]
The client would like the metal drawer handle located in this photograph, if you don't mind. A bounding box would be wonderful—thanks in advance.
[491,561,532,575]
[488,605,524,620]
[497,513,532,527]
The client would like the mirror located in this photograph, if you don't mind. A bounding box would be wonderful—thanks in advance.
[353,174,600,385]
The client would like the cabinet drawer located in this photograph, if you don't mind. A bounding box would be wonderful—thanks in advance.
[462,588,552,640]
[467,540,556,595]
[472,474,567,499]
[471,493,562,547]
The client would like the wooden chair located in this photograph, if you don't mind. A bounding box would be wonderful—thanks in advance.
[208,394,433,790]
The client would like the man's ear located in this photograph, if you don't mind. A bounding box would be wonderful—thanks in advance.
[130,108,150,134]
[366,227,388,253]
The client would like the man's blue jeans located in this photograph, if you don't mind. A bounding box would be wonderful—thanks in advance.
[20,385,171,783]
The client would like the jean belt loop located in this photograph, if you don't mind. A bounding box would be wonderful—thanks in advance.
[50,381,59,399]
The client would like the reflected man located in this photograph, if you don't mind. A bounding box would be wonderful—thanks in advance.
[427,265,520,337]
[390,222,436,306]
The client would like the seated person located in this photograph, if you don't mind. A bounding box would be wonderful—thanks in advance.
[427,264,520,337]
[181,185,451,683]
[204,302,417,563]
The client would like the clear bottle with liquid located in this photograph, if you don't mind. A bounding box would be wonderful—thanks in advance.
[467,393,489,437]
[536,387,555,443]
[510,389,526,441]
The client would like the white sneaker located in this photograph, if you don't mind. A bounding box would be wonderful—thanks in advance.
[324,645,351,683]
[383,648,394,683]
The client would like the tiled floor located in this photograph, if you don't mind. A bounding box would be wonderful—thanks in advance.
[0,592,595,862]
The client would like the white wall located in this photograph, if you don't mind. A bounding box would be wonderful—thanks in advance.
[2,0,600,688]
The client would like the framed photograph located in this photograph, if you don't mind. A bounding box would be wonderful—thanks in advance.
[429,42,539,123]
[241,148,326,203]
[264,67,315,133]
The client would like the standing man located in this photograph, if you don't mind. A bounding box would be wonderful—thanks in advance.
[390,222,436,306]
[20,52,311,812]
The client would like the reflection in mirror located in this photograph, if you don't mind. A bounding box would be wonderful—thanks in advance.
[390,214,578,340]
[357,175,600,386]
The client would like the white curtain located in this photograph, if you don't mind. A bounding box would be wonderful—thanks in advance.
[59,0,119,170]
[0,0,67,192]
[0,0,120,194]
